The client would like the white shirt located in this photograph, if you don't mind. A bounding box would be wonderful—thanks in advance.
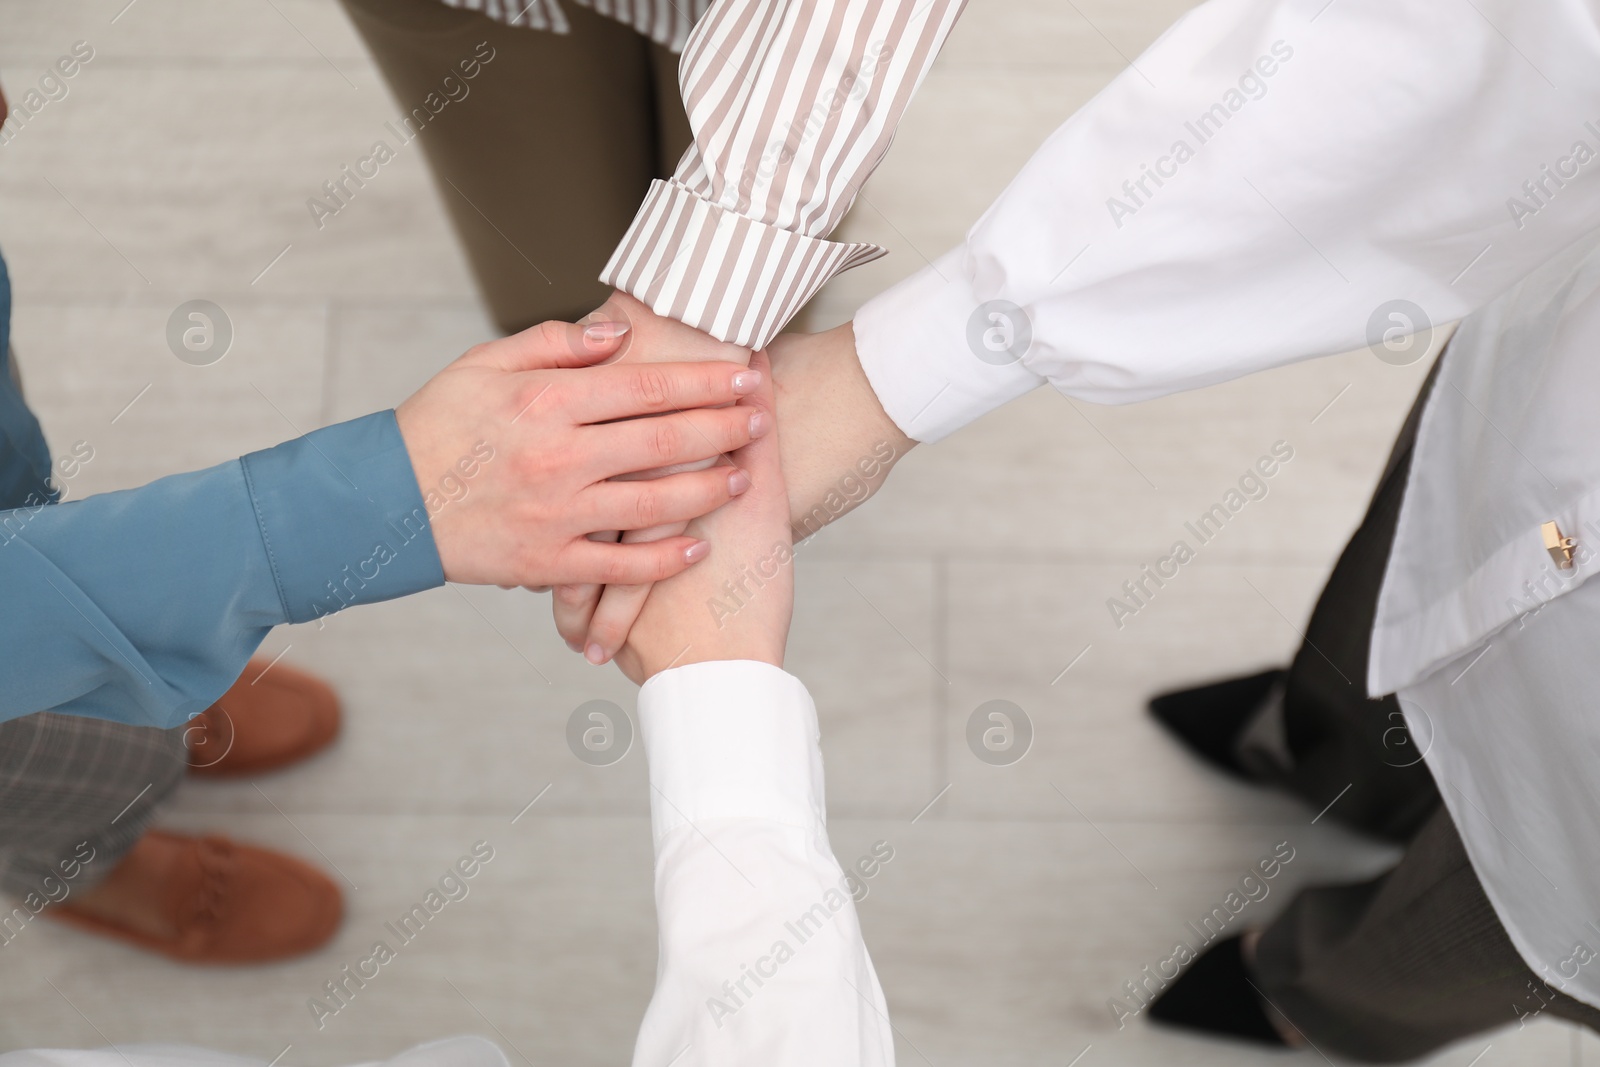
[1372,242,1600,1009]
[0,662,893,1066]
[852,0,1600,1008]
[633,660,894,1066]
[855,0,1600,441]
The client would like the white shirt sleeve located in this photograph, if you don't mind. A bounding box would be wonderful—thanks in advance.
[631,660,895,1067]
[853,0,1600,442]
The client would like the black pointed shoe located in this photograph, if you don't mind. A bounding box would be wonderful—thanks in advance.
[1148,669,1285,780]
[1148,935,1289,1046]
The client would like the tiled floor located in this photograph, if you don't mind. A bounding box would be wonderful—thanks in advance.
[2,1,1591,1064]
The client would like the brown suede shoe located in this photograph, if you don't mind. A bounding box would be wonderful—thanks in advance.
[186,659,340,776]
[49,831,343,964]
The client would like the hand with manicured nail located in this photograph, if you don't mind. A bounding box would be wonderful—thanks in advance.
[613,351,792,685]
[551,291,756,664]
[393,318,765,589]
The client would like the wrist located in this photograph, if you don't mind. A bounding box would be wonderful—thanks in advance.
[771,322,913,539]
[644,643,785,680]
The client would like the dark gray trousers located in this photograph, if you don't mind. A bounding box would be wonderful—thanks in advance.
[1251,355,1600,1060]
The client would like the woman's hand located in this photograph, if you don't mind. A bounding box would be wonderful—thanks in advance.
[393,318,765,589]
[551,291,754,663]
[613,352,792,685]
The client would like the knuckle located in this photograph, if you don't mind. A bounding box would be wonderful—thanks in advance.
[512,444,549,481]
[554,584,592,610]
[632,487,663,529]
[649,420,683,462]
[631,367,673,408]
[536,319,569,351]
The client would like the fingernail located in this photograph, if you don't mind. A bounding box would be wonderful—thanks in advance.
[728,468,752,495]
[583,321,630,344]
[685,540,711,563]
[585,642,607,664]
[731,369,762,394]
[565,638,583,653]
[748,410,769,437]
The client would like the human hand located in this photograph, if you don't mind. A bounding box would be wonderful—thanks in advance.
[393,319,766,588]
[614,352,791,685]
[552,291,754,661]
[562,317,915,665]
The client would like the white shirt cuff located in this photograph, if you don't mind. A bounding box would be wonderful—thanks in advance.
[853,247,1048,443]
[637,660,824,847]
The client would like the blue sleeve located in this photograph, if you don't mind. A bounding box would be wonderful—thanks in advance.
[0,411,444,727]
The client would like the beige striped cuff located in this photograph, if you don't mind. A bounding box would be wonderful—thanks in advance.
[600,179,887,350]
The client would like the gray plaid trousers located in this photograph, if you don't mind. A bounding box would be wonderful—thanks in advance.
[0,711,185,900]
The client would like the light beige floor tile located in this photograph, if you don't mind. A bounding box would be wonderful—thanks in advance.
[164,554,938,820]
[937,558,1341,823]
[0,815,1469,1067]
[324,302,500,425]
[0,63,477,305]
[0,814,657,1067]
[0,813,1574,1063]
[165,586,653,821]
[828,819,1565,1066]
[934,0,1200,72]
[794,343,1434,566]
[786,557,941,817]
[11,297,326,494]
[0,0,367,63]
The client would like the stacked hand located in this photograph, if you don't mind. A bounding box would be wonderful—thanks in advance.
[547,296,916,681]
[612,350,793,684]
[550,292,754,662]
[393,318,768,589]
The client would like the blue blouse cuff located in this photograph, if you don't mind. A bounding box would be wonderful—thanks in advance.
[240,410,445,624]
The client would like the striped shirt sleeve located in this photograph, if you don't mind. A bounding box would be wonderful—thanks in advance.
[600,0,968,349]
[439,0,712,51]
